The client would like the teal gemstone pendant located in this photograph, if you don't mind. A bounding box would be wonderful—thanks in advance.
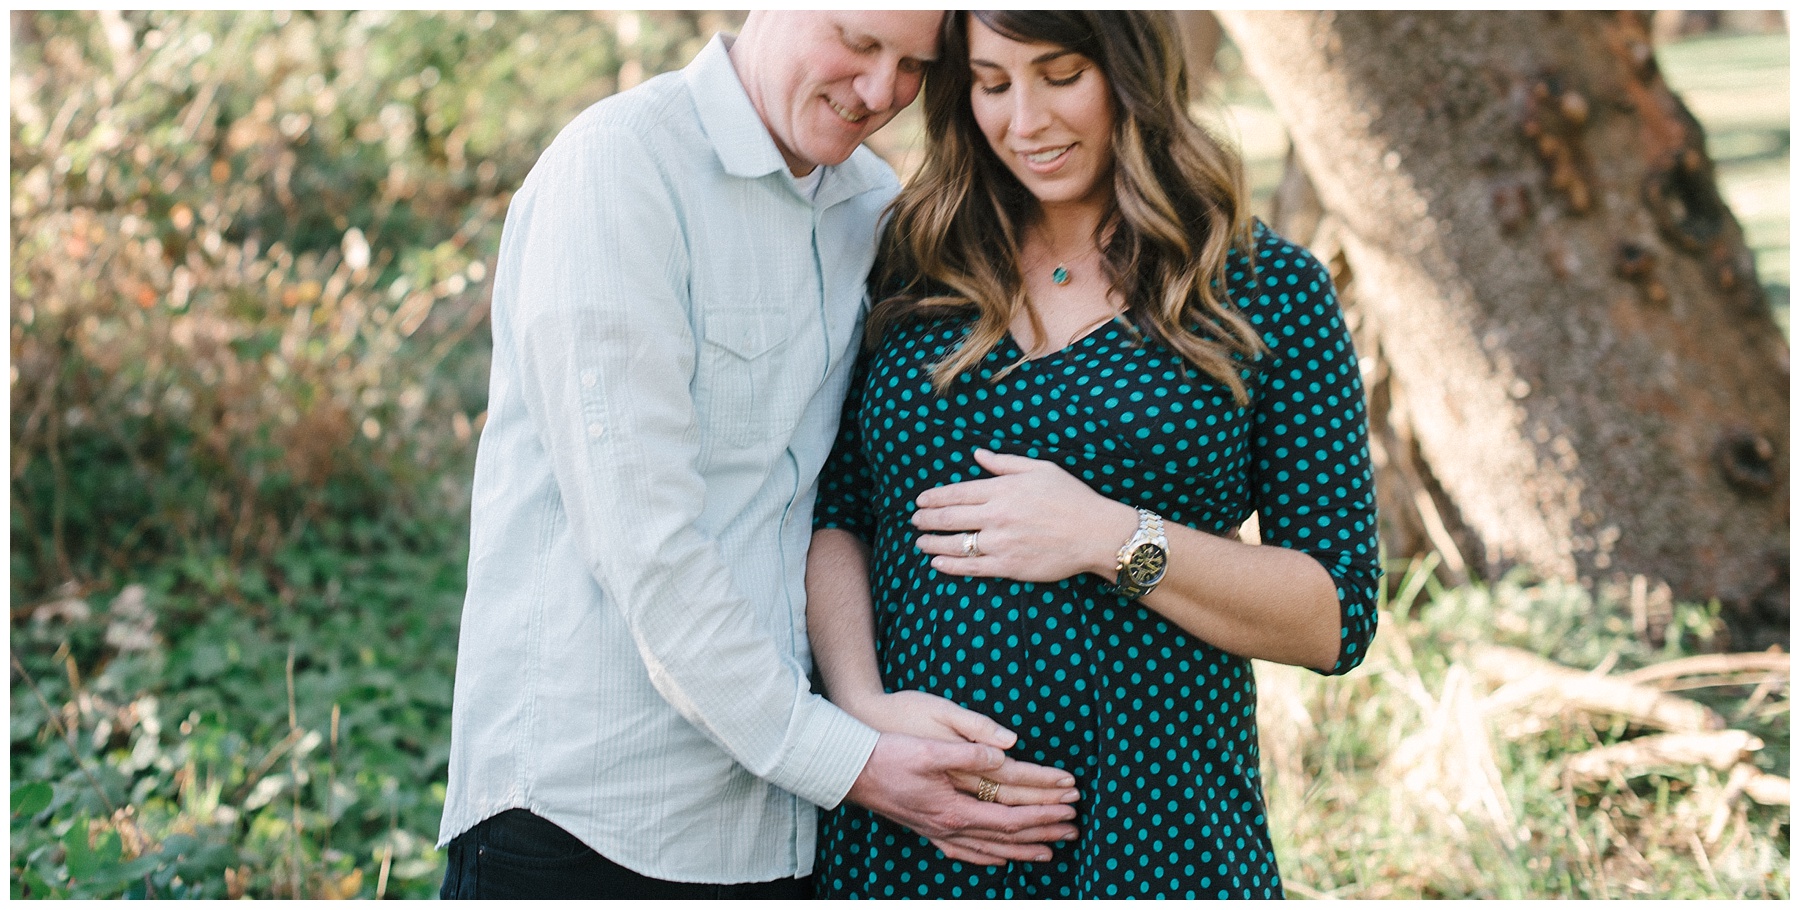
[1051,265,1070,286]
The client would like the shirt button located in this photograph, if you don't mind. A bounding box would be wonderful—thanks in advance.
[587,422,606,439]
[581,370,597,388]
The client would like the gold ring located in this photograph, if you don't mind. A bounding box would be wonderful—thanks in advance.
[976,777,1000,802]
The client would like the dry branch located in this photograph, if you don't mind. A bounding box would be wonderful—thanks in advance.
[1738,767,1790,807]
[1562,730,1762,782]
[1616,651,1790,688]
[1471,644,1725,733]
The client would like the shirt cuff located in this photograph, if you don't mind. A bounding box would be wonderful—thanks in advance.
[766,697,882,810]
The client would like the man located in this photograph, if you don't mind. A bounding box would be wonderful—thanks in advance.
[438,11,1078,899]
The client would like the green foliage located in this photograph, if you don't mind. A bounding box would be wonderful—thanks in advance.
[10,522,466,899]
[10,9,741,899]
[9,10,740,600]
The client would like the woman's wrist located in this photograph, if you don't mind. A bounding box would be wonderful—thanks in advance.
[1089,499,1141,578]
[827,678,888,720]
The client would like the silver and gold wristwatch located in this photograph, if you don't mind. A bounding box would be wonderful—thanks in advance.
[1111,508,1168,600]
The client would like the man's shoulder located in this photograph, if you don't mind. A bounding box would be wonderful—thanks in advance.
[541,70,703,168]
[837,144,903,203]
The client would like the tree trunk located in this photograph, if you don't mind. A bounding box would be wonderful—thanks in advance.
[1218,11,1789,649]
[1175,11,1223,100]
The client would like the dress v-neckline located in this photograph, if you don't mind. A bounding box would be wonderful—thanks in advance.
[1002,314,1121,365]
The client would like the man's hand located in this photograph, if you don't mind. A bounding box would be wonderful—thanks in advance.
[844,733,1080,866]
[836,689,1080,808]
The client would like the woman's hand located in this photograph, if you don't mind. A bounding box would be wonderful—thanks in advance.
[912,448,1137,582]
[836,688,1079,809]
[837,688,1016,750]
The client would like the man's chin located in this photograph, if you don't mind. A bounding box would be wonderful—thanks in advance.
[804,122,890,167]
[803,144,861,169]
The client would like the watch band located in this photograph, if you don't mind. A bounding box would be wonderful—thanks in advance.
[1112,507,1168,600]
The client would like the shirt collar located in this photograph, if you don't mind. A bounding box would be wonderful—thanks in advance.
[686,33,890,207]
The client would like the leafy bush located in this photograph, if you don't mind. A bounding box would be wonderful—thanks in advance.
[10,10,740,898]
[9,10,740,600]
[10,530,467,898]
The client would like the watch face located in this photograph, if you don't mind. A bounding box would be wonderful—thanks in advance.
[1125,543,1167,585]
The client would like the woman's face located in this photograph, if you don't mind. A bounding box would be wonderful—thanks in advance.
[966,17,1116,215]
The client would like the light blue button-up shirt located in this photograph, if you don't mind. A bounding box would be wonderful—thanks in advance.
[438,34,887,883]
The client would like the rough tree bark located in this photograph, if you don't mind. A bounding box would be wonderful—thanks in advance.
[1176,11,1222,100]
[1217,11,1789,649]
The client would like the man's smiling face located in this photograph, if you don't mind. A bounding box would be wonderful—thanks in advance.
[741,11,944,175]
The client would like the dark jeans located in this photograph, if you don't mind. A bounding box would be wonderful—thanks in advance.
[439,809,814,899]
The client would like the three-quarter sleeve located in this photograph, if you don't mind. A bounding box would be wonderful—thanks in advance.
[1239,229,1382,675]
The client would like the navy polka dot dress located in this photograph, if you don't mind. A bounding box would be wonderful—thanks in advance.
[814,224,1381,899]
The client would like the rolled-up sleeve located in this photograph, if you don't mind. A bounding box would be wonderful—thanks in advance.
[1243,235,1382,676]
[502,117,877,808]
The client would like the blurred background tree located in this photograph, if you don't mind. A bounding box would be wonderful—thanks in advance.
[1217,10,1788,651]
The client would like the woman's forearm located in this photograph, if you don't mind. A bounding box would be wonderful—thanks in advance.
[1135,521,1344,672]
[808,528,1035,752]
[1063,497,1343,672]
[911,450,1346,674]
[805,528,887,707]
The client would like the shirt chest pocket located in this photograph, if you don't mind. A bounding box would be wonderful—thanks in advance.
[698,307,803,447]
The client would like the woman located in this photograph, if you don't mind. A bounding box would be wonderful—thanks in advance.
[807,11,1380,899]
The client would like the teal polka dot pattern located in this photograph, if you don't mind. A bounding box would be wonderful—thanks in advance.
[814,223,1380,899]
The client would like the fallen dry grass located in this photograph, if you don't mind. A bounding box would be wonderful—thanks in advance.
[1257,558,1789,899]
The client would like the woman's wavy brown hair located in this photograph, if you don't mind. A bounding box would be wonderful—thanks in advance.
[870,10,1265,403]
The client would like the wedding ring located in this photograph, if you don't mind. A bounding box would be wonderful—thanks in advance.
[962,531,982,557]
[975,777,1000,803]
